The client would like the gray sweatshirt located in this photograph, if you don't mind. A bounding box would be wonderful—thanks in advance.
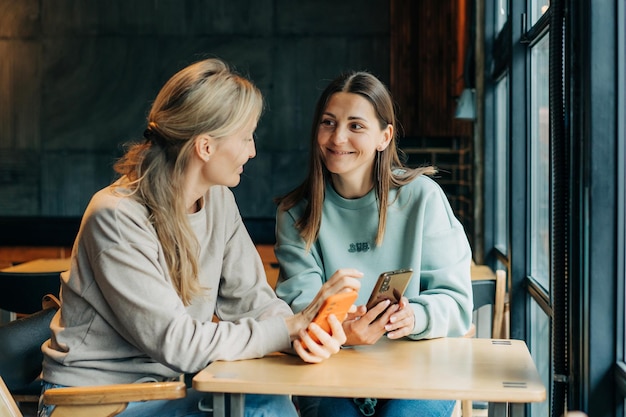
[42,182,293,386]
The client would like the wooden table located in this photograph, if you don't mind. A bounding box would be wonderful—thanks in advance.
[1,258,71,273]
[0,258,70,317]
[193,337,546,417]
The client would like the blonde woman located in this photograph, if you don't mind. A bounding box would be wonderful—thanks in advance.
[39,59,361,417]
[275,71,472,417]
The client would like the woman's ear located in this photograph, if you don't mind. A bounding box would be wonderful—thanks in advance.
[195,135,212,161]
[377,124,393,151]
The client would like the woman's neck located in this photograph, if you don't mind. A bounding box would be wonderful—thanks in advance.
[186,196,204,213]
[330,174,374,199]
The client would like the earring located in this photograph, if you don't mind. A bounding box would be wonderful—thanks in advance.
[377,151,382,183]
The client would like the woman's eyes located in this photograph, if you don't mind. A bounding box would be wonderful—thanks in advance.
[320,119,364,130]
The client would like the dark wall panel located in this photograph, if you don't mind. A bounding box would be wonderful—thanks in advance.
[0,150,39,215]
[0,0,390,223]
[40,0,273,36]
[0,40,41,151]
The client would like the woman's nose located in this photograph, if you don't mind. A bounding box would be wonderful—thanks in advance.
[330,126,348,144]
[248,141,257,158]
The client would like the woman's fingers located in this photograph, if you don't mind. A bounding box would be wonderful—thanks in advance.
[325,269,363,293]
[386,302,415,339]
[301,269,363,322]
[295,314,346,363]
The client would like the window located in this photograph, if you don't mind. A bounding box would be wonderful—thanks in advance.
[531,0,550,25]
[495,0,508,32]
[529,298,551,417]
[485,0,553,415]
[529,34,550,292]
[493,76,509,254]
[485,0,625,415]
[616,1,626,413]
[527,28,552,417]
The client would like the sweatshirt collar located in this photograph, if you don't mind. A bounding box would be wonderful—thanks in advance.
[325,181,378,210]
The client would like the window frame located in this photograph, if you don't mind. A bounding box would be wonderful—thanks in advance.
[484,0,624,415]
[616,0,626,400]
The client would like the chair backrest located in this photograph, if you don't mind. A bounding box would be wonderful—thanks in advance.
[471,269,506,339]
[0,376,23,417]
[0,271,61,315]
[462,269,508,417]
[0,300,58,395]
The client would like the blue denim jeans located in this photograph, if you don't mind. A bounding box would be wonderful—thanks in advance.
[296,396,456,417]
[39,382,298,417]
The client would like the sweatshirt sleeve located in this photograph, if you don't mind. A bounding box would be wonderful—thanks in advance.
[68,191,292,374]
[406,181,473,339]
[215,199,295,324]
[274,207,325,313]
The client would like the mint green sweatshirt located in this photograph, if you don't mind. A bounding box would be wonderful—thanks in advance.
[42,181,292,386]
[275,175,473,339]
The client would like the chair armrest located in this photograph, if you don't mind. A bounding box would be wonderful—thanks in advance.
[43,381,186,406]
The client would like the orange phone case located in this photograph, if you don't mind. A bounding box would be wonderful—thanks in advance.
[307,291,358,344]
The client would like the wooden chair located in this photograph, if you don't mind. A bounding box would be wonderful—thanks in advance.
[255,244,279,290]
[501,269,511,339]
[471,269,506,339]
[460,268,508,417]
[1,375,22,417]
[42,381,186,417]
[0,295,186,417]
[1,375,185,417]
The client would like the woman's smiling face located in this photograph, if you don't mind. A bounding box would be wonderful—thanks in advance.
[317,92,391,185]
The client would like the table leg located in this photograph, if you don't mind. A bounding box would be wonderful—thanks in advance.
[213,393,226,417]
[509,402,524,416]
[230,393,245,417]
[489,402,507,416]
[488,401,525,417]
[211,393,245,417]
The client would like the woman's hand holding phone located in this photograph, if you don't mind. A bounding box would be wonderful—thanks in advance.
[382,296,415,339]
[294,291,357,362]
[293,311,348,363]
[288,268,362,363]
[342,269,415,345]
[342,298,398,345]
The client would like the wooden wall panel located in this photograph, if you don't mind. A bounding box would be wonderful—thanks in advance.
[0,0,40,38]
[390,0,475,244]
[390,0,473,139]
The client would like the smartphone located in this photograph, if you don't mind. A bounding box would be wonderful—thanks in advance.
[306,291,358,344]
[365,269,414,311]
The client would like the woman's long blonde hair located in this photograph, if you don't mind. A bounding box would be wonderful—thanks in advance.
[277,71,435,251]
[113,58,263,305]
